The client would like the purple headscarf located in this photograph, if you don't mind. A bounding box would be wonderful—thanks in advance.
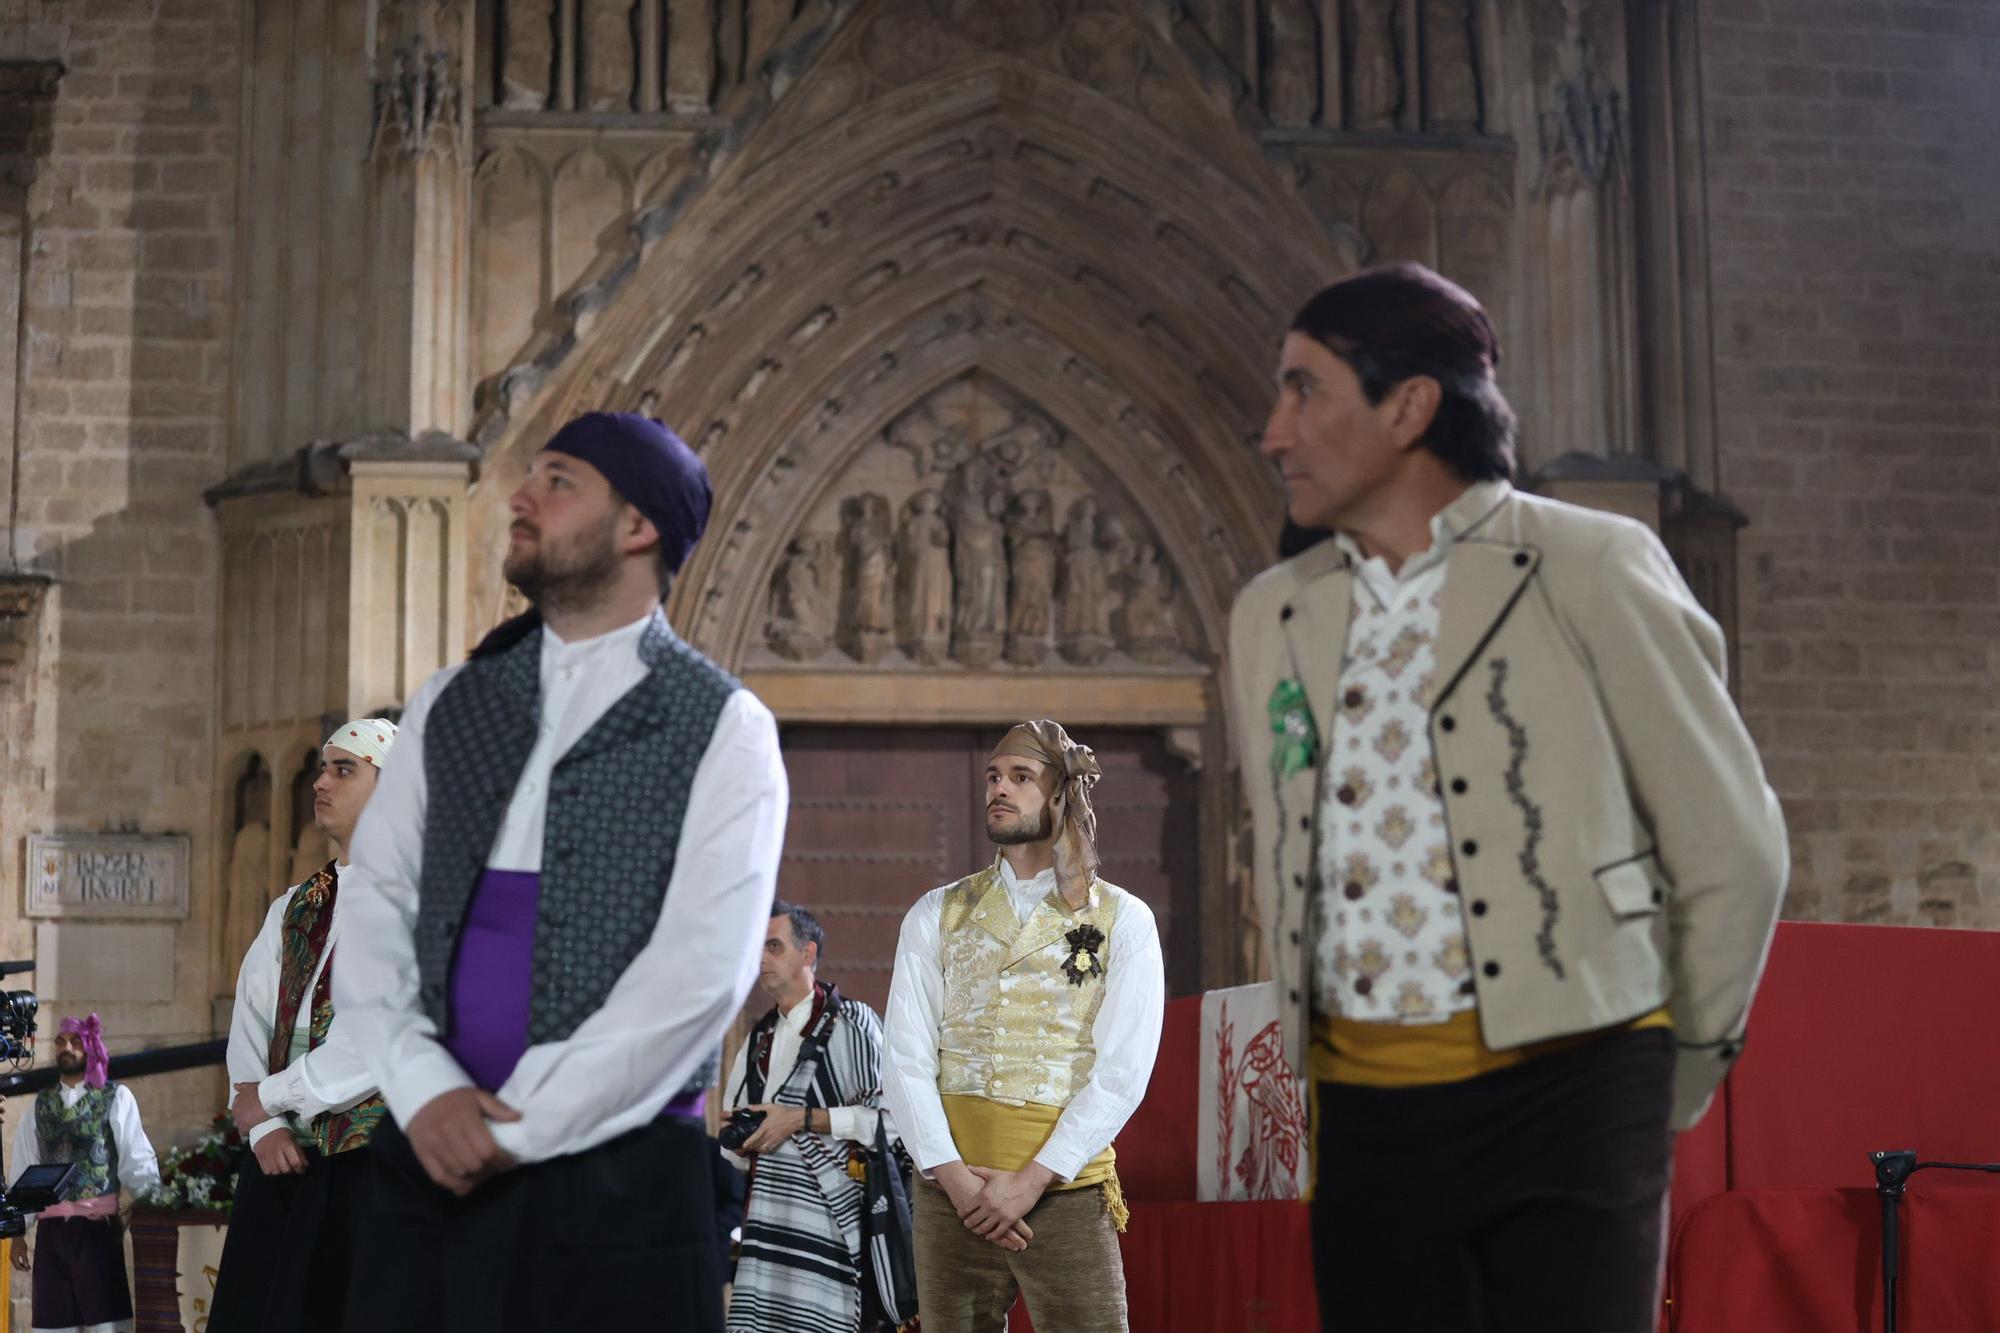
[541,412,712,574]
[59,1013,109,1089]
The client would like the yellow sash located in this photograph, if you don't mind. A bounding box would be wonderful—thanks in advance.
[1302,1006,1674,1199]
[941,1093,1130,1232]
[1310,1005,1674,1090]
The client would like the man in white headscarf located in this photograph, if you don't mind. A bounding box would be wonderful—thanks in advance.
[881,721,1166,1333]
[207,718,398,1333]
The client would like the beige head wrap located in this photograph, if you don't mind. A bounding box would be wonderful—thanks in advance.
[323,717,399,769]
[990,720,1103,901]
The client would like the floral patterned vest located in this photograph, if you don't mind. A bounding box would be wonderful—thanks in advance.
[34,1083,121,1201]
[269,863,385,1155]
[936,865,1122,1110]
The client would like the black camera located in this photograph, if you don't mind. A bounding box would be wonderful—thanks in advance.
[0,961,44,1238]
[0,985,38,1063]
[718,1108,767,1153]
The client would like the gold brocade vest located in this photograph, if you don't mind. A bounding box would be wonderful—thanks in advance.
[936,863,1123,1109]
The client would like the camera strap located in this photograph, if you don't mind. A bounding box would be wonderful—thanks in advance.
[744,983,844,1108]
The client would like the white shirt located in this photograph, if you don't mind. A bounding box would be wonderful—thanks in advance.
[11,1081,162,1210]
[225,874,379,1147]
[880,858,1166,1181]
[720,989,883,1171]
[334,609,789,1164]
[1311,482,1507,1023]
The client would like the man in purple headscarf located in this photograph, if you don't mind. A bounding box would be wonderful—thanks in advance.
[335,413,787,1332]
[1230,263,1787,1330]
[10,1013,160,1333]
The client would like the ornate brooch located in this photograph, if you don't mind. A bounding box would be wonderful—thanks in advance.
[1267,677,1318,778]
[1061,924,1106,986]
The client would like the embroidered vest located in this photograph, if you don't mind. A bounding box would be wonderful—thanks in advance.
[35,1084,121,1201]
[936,866,1123,1109]
[414,610,738,1051]
[269,864,385,1155]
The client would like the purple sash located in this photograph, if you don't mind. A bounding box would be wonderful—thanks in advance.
[445,870,540,1091]
[444,868,709,1120]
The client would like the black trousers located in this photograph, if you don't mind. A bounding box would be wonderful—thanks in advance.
[208,1144,370,1333]
[32,1215,131,1328]
[344,1114,724,1333]
[1311,1026,1674,1333]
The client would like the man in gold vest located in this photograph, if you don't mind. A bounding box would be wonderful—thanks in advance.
[209,717,399,1333]
[882,721,1165,1333]
[1231,263,1788,1331]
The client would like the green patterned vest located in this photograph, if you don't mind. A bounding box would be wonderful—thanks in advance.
[34,1083,121,1201]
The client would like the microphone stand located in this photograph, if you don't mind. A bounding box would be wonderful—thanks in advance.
[1870,1149,2000,1333]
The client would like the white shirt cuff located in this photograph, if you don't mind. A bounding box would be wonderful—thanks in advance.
[1033,1145,1083,1183]
[247,1118,292,1148]
[257,1067,299,1117]
[381,1041,475,1128]
[828,1106,871,1145]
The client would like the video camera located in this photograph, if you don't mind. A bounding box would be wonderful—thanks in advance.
[0,958,65,1239]
[0,958,35,1066]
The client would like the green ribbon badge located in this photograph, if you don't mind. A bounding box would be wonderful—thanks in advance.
[1267,677,1318,779]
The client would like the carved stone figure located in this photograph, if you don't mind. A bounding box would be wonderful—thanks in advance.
[1267,0,1319,128]
[1096,510,1137,588]
[838,493,896,665]
[666,0,716,112]
[1350,0,1402,131]
[1424,0,1481,133]
[501,0,556,110]
[1004,489,1058,667]
[223,820,272,986]
[948,454,1008,669]
[583,0,635,112]
[767,535,831,661]
[1118,543,1182,665]
[1058,497,1115,667]
[896,490,954,666]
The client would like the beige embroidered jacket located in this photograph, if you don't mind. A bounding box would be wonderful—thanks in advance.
[1227,484,1788,1129]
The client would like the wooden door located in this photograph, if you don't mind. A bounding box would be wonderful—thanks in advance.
[771,726,1201,1015]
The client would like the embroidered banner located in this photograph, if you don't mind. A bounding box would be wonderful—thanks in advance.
[1197,982,1309,1202]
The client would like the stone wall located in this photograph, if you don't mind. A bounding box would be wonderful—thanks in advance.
[1702,0,2000,928]
[1,0,242,1145]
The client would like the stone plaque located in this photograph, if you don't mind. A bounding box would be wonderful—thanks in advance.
[25,834,191,921]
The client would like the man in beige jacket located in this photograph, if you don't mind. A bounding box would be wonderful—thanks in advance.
[1229,262,1787,1332]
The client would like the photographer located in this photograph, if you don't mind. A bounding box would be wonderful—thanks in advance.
[721,902,893,1333]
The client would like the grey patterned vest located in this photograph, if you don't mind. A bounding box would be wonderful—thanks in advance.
[35,1083,121,1201]
[414,610,740,1057]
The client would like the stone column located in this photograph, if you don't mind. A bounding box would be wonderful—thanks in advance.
[0,62,60,579]
[205,433,476,994]
[367,0,477,441]
[1524,0,1639,466]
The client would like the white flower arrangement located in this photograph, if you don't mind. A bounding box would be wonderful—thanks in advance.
[134,1113,246,1214]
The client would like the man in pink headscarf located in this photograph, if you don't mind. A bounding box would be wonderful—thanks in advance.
[10,1012,160,1333]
